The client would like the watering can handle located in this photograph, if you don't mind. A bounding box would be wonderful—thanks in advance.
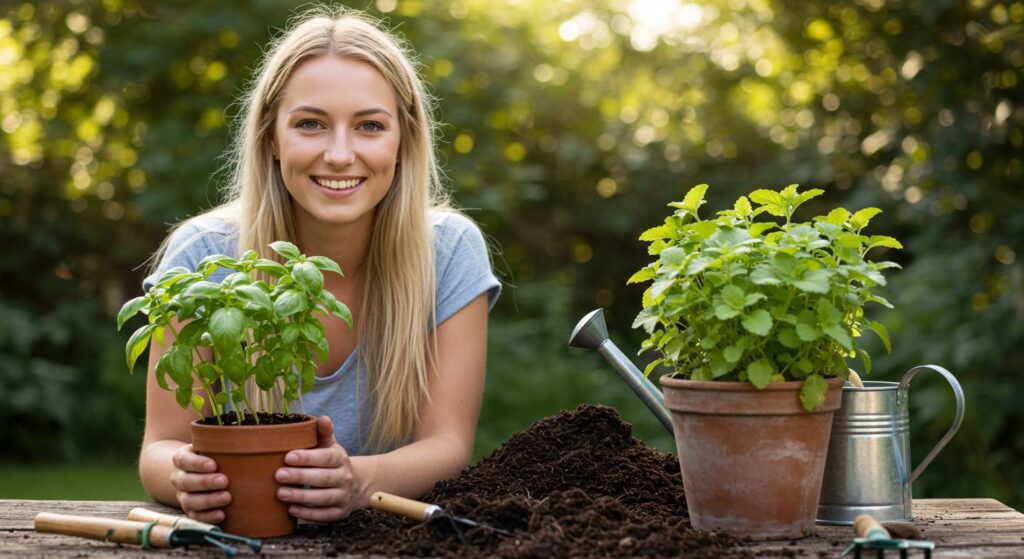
[898,365,965,486]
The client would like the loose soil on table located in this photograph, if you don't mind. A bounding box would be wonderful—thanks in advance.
[299,405,797,558]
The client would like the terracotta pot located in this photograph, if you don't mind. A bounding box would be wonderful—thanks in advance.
[190,415,317,538]
[661,375,843,540]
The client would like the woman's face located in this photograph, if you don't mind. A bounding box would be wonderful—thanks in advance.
[272,55,401,231]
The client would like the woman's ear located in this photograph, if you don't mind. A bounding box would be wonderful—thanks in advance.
[270,137,279,160]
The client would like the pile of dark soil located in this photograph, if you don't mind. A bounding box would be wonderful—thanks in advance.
[302,405,785,558]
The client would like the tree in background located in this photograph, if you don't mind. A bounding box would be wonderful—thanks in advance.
[1,0,1020,505]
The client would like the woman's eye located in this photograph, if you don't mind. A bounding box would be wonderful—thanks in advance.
[358,121,385,132]
[296,119,322,130]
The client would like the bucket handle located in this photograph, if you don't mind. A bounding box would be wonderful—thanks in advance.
[897,364,965,487]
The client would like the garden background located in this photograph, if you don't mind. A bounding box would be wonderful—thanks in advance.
[1,0,1022,508]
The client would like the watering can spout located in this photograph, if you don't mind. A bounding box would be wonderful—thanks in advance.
[568,309,609,350]
[568,309,675,436]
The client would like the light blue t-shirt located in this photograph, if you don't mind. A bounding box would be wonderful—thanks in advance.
[142,211,501,454]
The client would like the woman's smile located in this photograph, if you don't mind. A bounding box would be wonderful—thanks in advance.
[312,176,366,197]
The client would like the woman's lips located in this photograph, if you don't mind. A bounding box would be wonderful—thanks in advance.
[310,176,365,197]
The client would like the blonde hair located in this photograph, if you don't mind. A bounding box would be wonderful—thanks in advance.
[152,6,451,451]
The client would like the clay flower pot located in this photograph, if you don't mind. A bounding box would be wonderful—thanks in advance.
[661,375,844,540]
[190,415,318,538]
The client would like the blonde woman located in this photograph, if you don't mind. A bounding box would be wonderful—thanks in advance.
[138,8,500,523]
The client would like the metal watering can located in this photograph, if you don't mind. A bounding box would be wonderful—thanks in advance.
[569,309,966,526]
[817,365,964,525]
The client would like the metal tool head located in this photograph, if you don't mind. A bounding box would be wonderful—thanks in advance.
[842,538,935,559]
[171,528,263,555]
[426,511,510,546]
[568,308,608,349]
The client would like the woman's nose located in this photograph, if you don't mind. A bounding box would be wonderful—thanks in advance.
[323,132,356,167]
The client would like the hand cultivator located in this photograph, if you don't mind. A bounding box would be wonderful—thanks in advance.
[34,509,262,556]
[370,491,510,545]
[842,514,934,558]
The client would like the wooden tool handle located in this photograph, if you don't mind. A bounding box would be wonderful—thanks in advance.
[853,514,890,539]
[127,507,218,532]
[34,513,173,548]
[848,369,865,388]
[369,491,440,521]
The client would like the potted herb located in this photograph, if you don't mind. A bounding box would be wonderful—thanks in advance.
[117,241,352,538]
[630,184,899,539]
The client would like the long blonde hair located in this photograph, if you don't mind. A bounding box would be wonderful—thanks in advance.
[153,6,451,451]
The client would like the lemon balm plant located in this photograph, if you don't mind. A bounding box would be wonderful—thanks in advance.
[628,184,901,539]
[117,241,352,424]
[630,184,899,408]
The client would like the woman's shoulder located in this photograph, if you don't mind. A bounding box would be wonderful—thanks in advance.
[429,208,482,238]
[143,211,238,292]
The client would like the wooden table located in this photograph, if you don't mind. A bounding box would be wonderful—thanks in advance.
[2,498,1023,557]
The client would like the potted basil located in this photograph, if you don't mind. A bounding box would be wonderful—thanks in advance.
[630,184,899,539]
[118,241,351,537]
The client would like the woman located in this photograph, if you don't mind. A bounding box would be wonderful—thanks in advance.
[138,8,500,523]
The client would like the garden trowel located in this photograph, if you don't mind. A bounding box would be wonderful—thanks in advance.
[841,514,934,558]
[369,491,510,544]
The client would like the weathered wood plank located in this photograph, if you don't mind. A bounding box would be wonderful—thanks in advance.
[1,498,1022,557]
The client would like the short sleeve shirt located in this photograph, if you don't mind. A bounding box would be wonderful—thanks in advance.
[142,210,501,454]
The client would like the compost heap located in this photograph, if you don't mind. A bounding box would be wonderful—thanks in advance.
[306,404,775,558]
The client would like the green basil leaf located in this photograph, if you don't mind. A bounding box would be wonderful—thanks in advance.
[307,255,344,277]
[175,386,191,409]
[270,241,302,260]
[185,281,222,299]
[117,296,148,330]
[282,322,302,344]
[210,307,246,354]
[254,259,289,277]
[300,320,323,342]
[234,284,274,312]
[292,261,324,294]
[126,323,156,372]
[274,290,308,317]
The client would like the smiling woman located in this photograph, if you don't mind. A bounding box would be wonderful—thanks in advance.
[135,6,501,527]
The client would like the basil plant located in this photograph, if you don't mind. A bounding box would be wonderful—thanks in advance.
[118,241,352,424]
[630,184,900,410]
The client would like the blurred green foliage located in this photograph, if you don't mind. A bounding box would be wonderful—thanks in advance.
[0,0,1021,507]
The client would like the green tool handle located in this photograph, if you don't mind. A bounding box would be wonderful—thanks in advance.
[34,512,173,549]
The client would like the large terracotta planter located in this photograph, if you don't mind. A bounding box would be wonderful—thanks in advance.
[191,415,317,538]
[661,375,843,540]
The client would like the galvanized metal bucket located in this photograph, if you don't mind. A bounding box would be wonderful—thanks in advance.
[817,365,965,525]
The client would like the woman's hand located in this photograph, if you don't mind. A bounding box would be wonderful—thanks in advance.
[170,444,231,523]
[275,416,358,521]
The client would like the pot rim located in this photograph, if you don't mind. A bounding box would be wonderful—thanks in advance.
[660,374,844,392]
[190,413,317,430]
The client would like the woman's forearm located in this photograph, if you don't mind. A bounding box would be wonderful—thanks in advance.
[350,436,472,507]
[139,439,189,507]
